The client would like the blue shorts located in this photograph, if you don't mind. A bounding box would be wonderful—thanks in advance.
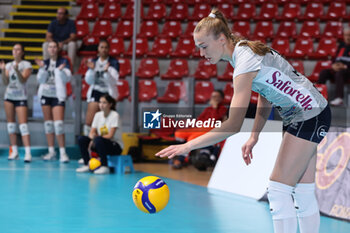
[41,96,65,107]
[5,99,27,107]
[89,90,107,103]
[283,105,331,144]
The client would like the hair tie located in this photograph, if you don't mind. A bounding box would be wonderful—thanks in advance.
[208,13,216,18]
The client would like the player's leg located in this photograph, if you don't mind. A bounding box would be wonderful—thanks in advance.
[269,105,330,233]
[41,102,56,159]
[84,102,99,136]
[16,105,32,162]
[53,104,69,163]
[293,154,320,233]
[4,100,18,159]
[268,133,318,233]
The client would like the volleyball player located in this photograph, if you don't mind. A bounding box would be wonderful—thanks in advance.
[35,40,72,163]
[0,43,33,162]
[83,40,120,137]
[156,9,331,233]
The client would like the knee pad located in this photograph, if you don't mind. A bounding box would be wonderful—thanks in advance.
[44,121,54,134]
[292,183,319,218]
[54,120,64,135]
[19,123,29,136]
[83,124,91,136]
[267,181,297,220]
[7,122,16,134]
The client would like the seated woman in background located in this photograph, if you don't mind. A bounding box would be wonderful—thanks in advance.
[172,90,227,169]
[35,40,72,163]
[76,94,123,175]
[0,43,33,162]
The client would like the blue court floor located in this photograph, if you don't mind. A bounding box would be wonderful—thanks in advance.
[0,157,349,233]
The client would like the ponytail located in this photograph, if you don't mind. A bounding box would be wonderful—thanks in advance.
[195,8,271,56]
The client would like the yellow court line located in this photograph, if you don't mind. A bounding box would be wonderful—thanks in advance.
[12,5,71,10]
[0,46,43,52]
[0,37,45,42]
[5,20,50,24]
[2,29,47,34]
[10,12,57,17]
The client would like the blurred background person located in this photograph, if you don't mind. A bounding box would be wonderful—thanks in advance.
[35,41,72,163]
[0,43,33,162]
[76,94,123,175]
[42,7,76,68]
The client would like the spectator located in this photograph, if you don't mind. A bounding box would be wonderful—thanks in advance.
[76,94,123,175]
[35,41,72,163]
[83,40,119,137]
[318,28,350,106]
[172,90,227,168]
[0,43,33,162]
[43,7,76,68]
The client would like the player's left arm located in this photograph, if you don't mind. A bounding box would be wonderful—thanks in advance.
[241,94,272,165]
[104,60,119,83]
[16,65,32,83]
[103,127,117,139]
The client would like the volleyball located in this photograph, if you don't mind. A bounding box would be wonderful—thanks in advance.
[132,176,170,214]
[89,158,101,171]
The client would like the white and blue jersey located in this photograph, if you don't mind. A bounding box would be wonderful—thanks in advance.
[85,57,120,102]
[230,41,328,125]
[36,57,72,102]
[4,60,32,101]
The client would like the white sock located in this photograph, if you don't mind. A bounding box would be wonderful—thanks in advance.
[25,146,31,155]
[273,218,298,233]
[48,147,55,154]
[293,183,320,233]
[298,212,320,233]
[268,181,298,233]
[59,147,66,155]
[12,145,18,154]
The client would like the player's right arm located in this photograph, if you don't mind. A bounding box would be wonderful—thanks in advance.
[0,61,9,85]
[241,94,272,165]
[156,71,257,159]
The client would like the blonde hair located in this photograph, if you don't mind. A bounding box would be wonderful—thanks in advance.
[194,9,271,56]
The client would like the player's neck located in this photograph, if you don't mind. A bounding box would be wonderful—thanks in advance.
[221,42,234,62]
[50,55,58,61]
[100,56,108,62]
[103,109,111,117]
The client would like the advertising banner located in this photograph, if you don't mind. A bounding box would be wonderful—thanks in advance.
[316,127,350,221]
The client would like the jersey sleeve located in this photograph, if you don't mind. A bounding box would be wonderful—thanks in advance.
[91,112,99,129]
[232,45,262,80]
[23,61,32,69]
[5,62,11,70]
[110,112,120,128]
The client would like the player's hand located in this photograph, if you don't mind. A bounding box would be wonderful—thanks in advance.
[35,58,44,67]
[58,63,66,70]
[0,60,6,70]
[155,143,191,159]
[58,42,64,50]
[104,62,110,72]
[86,60,95,70]
[241,136,258,166]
